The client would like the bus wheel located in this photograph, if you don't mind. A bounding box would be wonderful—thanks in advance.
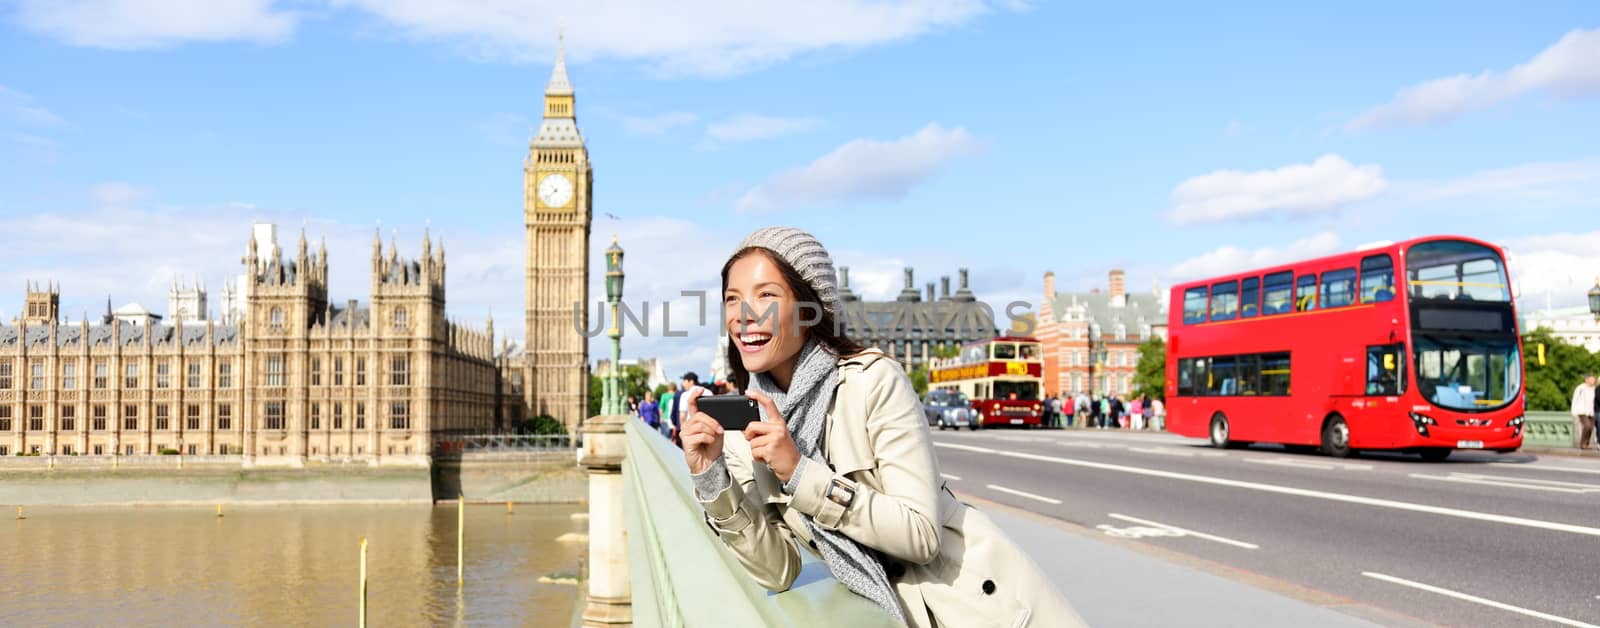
[1419,449,1450,462]
[1209,414,1234,449]
[1321,416,1353,458]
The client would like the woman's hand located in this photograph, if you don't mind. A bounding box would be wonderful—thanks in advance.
[744,390,802,484]
[681,389,725,475]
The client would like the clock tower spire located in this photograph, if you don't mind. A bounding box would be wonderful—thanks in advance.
[524,29,593,432]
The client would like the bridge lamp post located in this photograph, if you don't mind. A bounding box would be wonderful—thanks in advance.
[605,236,625,416]
[1588,276,1600,322]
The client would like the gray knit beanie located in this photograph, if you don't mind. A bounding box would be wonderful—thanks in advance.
[735,226,840,315]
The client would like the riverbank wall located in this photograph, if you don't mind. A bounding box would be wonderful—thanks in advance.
[0,453,585,506]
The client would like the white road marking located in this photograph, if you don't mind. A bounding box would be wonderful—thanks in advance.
[1408,472,1600,494]
[940,473,962,481]
[1243,457,1372,471]
[1488,462,1600,476]
[1362,572,1599,628]
[934,442,1600,538]
[1107,513,1259,549]
[1096,524,1184,539]
[1128,446,1228,458]
[1057,441,1129,449]
[996,436,1043,443]
[984,484,1062,505]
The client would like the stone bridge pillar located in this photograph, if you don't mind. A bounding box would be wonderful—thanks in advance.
[579,414,631,626]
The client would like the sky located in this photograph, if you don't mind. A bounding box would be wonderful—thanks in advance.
[2,1,1598,380]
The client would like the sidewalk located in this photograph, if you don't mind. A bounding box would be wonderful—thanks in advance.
[967,495,1432,628]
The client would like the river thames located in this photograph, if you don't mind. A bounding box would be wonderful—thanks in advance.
[0,503,585,626]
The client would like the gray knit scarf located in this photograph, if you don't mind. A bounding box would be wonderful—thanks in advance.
[748,339,906,623]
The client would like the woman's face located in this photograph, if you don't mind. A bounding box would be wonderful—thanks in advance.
[725,252,807,380]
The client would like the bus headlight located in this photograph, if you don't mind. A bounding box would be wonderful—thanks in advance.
[1409,412,1436,437]
[1508,415,1524,437]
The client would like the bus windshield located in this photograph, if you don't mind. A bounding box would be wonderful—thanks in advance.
[993,381,1039,401]
[1406,240,1510,302]
[1412,335,1521,412]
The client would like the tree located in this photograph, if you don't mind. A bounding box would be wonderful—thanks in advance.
[588,364,654,416]
[910,345,961,398]
[1523,327,1599,411]
[1132,336,1167,401]
[514,414,568,436]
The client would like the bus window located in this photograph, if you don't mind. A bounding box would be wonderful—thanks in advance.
[1211,356,1237,395]
[1359,254,1395,303]
[1406,240,1511,302]
[1240,277,1260,318]
[1177,358,1207,396]
[1260,353,1290,395]
[1295,275,1318,311]
[994,380,1039,400]
[1210,281,1238,322]
[1183,287,1208,324]
[1262,271,1293,315]
[1019,344,1038,360]
[994,343,1017,360]
[1235,354,1260,395]
[1320,268,1356,308]
[1366,344,1404,395]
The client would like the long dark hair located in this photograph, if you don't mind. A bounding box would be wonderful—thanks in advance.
[722,247,867,392]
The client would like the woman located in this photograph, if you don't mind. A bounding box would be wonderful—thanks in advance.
[681,227,1083,627]
[639,391,660,431]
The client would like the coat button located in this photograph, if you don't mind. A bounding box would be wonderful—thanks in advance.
[982,580,996,595]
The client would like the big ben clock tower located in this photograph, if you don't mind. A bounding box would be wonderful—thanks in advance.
[524,34,592,431]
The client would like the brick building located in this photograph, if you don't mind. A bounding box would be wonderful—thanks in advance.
[1037,269,1168,398]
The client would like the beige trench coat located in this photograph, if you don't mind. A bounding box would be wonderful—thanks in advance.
[698,349,1087,628]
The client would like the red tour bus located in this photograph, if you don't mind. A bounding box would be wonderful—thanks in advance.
[930,336,1045,428]
[1165,236,1524,460]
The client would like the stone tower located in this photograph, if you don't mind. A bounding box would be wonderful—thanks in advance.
[243,228,329,459]
[169,276,208,322]
[22,280,59,324]
[524,33,593,431]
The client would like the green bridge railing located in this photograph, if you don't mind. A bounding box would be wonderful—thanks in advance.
[1524,411,1581,449]
[621,419,898,628]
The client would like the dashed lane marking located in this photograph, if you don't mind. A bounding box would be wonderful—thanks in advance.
[1129,446,1226,458]
[984,483,1062,505]
[934,441,1600,538]
[1362,572,1598,628]
[1242,457,1372,471]
[1408,472,1600,494]
[1104,513,1259,549]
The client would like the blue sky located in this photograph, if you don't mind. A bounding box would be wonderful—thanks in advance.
[2,1,1598,378]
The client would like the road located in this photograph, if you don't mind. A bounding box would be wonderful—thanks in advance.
[930,427,1600,628]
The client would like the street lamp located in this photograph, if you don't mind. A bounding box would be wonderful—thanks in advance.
[1589,276,1600,322]
[604,235,625,415]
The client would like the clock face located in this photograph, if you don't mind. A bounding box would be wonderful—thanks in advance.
[538,173,574,208]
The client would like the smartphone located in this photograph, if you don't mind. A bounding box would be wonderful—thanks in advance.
[698,395,760,431]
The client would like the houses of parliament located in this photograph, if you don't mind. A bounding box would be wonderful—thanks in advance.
[0,45,593,463]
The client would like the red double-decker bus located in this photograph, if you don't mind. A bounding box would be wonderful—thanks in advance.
[1165,236,1524,460]
[930,336,1045,428]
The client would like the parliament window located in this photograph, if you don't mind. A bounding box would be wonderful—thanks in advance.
[310,358,321,386]
[356,358,367,386]
[92,404,107,431]
[266,356,285,387]
[265,402,285,430]
[187,362,202,388]
[393,307,408,330]
[29,405,44,431]
[155,404,170,431]
[125,363,139,388]
[270,307,284,328]
[390,356,409,386]
[62,362,77,390]
[31,361,45,390]
[0,362,11,389]
[217,404,232,430]
[333,403,344,430]
[333,358,344,386]
[124,404,138,430]
[61,406,75,431]
[4,406,19,431]
[186,404,201,431]
[390,401,410,430]
[310,403,321,430]
[156,361,171,389]
[218,362,232,388]
[94,361,108,389]
[355,403,366,430]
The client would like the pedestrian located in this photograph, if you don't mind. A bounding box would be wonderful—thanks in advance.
[1111,396,1126,429]
[1129,397,1144,430]
[639,391,660,431]
[1140,394,1154,431]
[626,395,639,415]
[1152,397,1166,431]
[659,383,679,439]
[684,226,1085,626]
[1573,374,1597,451]
[1075,392,1089,427]
[670,372,709,448]
[1053,395,1068,429]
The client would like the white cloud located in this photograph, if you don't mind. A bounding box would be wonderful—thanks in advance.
[1403,158,1600,205]
[89,182,153,207]
[1504,230,1600,311]
[1348,27,1600,131]
[0,85,65,127]
[1165,232,1343,282]
[330,0,1006,77]
[620,111,698,136]
[734,123,983,212]
[1166,154,1388,225]
[15,0,300,49]
[705,113,821,143]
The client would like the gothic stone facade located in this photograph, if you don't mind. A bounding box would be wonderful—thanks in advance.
[837,267,998,372]
[0,231,498,462]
